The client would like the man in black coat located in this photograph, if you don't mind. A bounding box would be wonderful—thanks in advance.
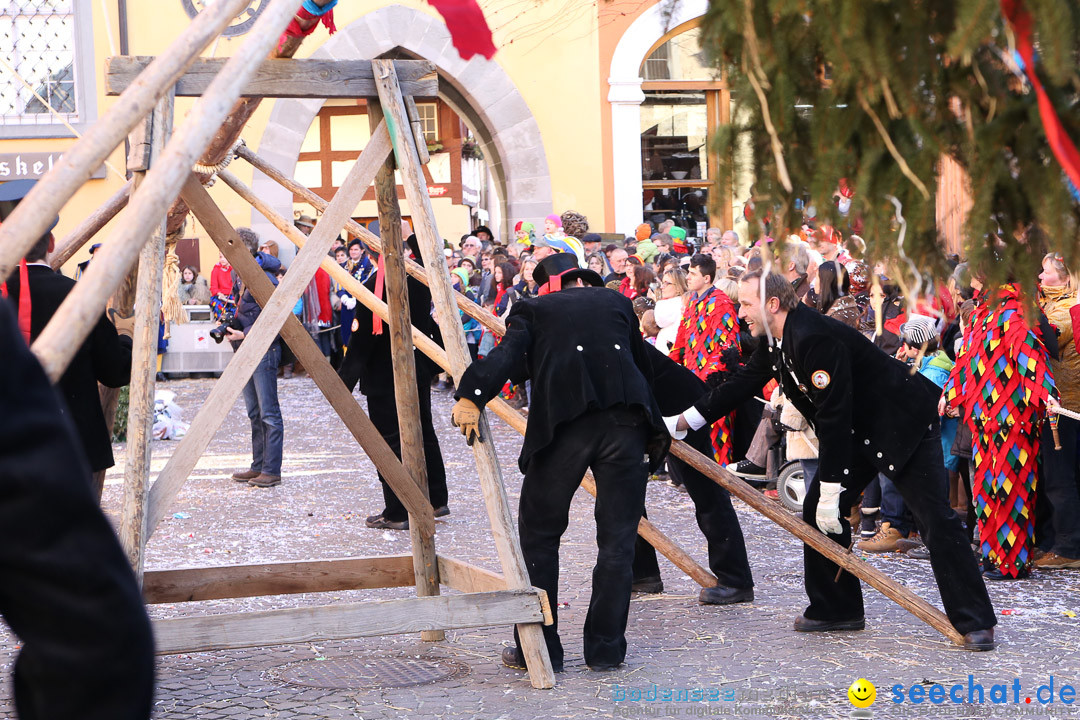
[1,179,132,474]
[339,236,448,530]
[631,344,755,603]
[0,297,154,720]
[451,253,669,672]
[668,270,997,650]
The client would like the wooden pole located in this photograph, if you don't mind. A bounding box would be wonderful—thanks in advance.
[27,0,303,384]
[119,89,174,582]
[368,98,442,642]
[372,59,555,689]
[215,169,716,589]
[0,0,255,279]
[47,180,133,271]
[177,177,436,540]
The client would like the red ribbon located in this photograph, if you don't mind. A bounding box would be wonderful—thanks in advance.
[0,258,32,344]
[1001,0,1080,196]
[425,0,496,60]
[278,7,336,53]
[372,253,385,335]
[538,269,575,296]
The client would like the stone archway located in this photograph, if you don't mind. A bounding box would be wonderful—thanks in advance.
[249,5,553,246]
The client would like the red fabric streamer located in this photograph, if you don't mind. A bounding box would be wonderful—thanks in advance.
[0,258,32,344]
[426,0,496,60]
[278,7,336,53]
[372,254,385,335]
[1001,0,1080,195]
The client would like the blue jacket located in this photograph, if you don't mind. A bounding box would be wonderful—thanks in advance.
[233,251,281,346]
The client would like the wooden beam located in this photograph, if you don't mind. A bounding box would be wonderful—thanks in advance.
[143,555,416,603]
[106,57,439,98]
[372,58,556,690]
[368,99,442,642]
[153,590,548,654]
[27,0,305,384]
[0,0,254,280]
[174,173,436,539]
[119,88,174,583]
[436,556,507,593]
[47,180,132,270]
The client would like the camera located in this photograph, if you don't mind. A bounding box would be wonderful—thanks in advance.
[209,311,243,344]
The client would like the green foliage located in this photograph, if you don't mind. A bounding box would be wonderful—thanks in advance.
[112,385,129,443]
[700,0,1080,293]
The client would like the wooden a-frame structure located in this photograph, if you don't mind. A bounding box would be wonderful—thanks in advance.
[0,0,972,694]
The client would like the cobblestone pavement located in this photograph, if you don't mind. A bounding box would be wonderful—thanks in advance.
[3,375,1080,719]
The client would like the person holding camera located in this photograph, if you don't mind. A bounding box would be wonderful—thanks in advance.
[227,227,285,489]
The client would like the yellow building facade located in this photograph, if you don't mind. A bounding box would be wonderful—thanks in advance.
[0,0,766,275]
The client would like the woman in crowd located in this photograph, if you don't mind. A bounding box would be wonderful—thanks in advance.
[209,252,235,322]
[816,261,860,328]
[1036,253,1080,568]
[587,252,607,278]
[651,268,687,357]
[945,272,1058,580]
[493,261,520,317]
[338,239,374,347]
[178,265,211,306]
[516,258,539,298]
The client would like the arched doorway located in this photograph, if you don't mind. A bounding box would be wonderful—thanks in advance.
[249,5,553,249]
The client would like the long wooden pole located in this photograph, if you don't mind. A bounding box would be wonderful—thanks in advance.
[48,179,133,271]
[27,0,303,384]
[178,177,436,539]
[0,0,254,279]
[233,139,963,645]
[368,99,442,642]
[119,90,174,582]
[217,170,717,587]
[372,59,555,689]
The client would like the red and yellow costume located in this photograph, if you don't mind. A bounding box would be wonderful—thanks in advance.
[945,284,1057,577]
[669,286,740,463]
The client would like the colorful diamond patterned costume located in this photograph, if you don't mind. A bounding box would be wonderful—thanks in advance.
[946,284,1057,577]
[669,286,740,463]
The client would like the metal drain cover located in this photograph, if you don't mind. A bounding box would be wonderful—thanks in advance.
[269,655,470,689]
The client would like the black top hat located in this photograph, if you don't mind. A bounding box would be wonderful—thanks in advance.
[534,253,604,292]
[0,179,59,234]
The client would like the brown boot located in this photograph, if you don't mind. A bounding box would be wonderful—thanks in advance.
[856,521,906,553]
[248,473,281,488]
[232,469,260,482]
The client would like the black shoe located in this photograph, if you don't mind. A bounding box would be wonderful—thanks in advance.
[860,512,879,539]
[587,660,621,671]
[962,628,996,651]
[906,544,931,560]
[793,614,865,632]
[501,646,563,673]
[982,566,1029,581]
[365,514,409,530]
[726,459,766,478]
[698,585,754,605]
[434,505,450,518]
[631,576,664,593]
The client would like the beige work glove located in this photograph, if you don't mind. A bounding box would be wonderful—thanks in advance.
[450,397,483,446]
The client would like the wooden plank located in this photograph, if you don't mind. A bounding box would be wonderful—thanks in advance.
[368,99,442,642]
[436,556,507,593]
[47,180,132,270]
[27,0,305,384]
[143,555,416,603]
[0,0,254,281]
[153,590,547,654]
[175,173,436,539]
[372,59,556,690]
[404,96,431,165]
[119,88,173,583]
[105,57,439,98]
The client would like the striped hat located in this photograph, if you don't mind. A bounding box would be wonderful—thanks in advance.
[899,314,938,346]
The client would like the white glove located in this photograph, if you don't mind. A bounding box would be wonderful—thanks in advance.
[663,415,687,440]
[341,295,357,310]
[815,482,844,535]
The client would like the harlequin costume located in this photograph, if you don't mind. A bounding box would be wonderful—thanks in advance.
[669,286,740,465]
[945,284,1057,578]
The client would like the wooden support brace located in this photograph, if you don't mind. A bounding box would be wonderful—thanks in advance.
[47,180,132,270]
[436,556,507,593]
[0,0,255,279]
[174,175,435,538]
[153,590,549,655]
[106,57,439,99]
[143,555,417,603]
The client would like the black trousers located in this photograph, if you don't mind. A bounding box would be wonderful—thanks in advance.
[513,407,650,668]
[801,423,996,635]
[632,426,754,590]
[1036,415,1080,558]
[366,385,449,522]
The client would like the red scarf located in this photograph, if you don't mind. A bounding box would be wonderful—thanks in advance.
[0,258,32,344]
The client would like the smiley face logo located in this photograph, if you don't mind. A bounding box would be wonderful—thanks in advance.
[848,678,876,708]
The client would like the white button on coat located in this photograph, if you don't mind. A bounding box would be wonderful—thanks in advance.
[614,344,621,350]
[577,345,583,351]
[474,389,482,396]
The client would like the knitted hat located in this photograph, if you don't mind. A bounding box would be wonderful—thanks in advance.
[635,223,652,241]
[635,239,659,264]
[514,220,535,234]
[669,226,688,253]
[899,314,938,346]
[545,214,563,228]
[451,267,471,289]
